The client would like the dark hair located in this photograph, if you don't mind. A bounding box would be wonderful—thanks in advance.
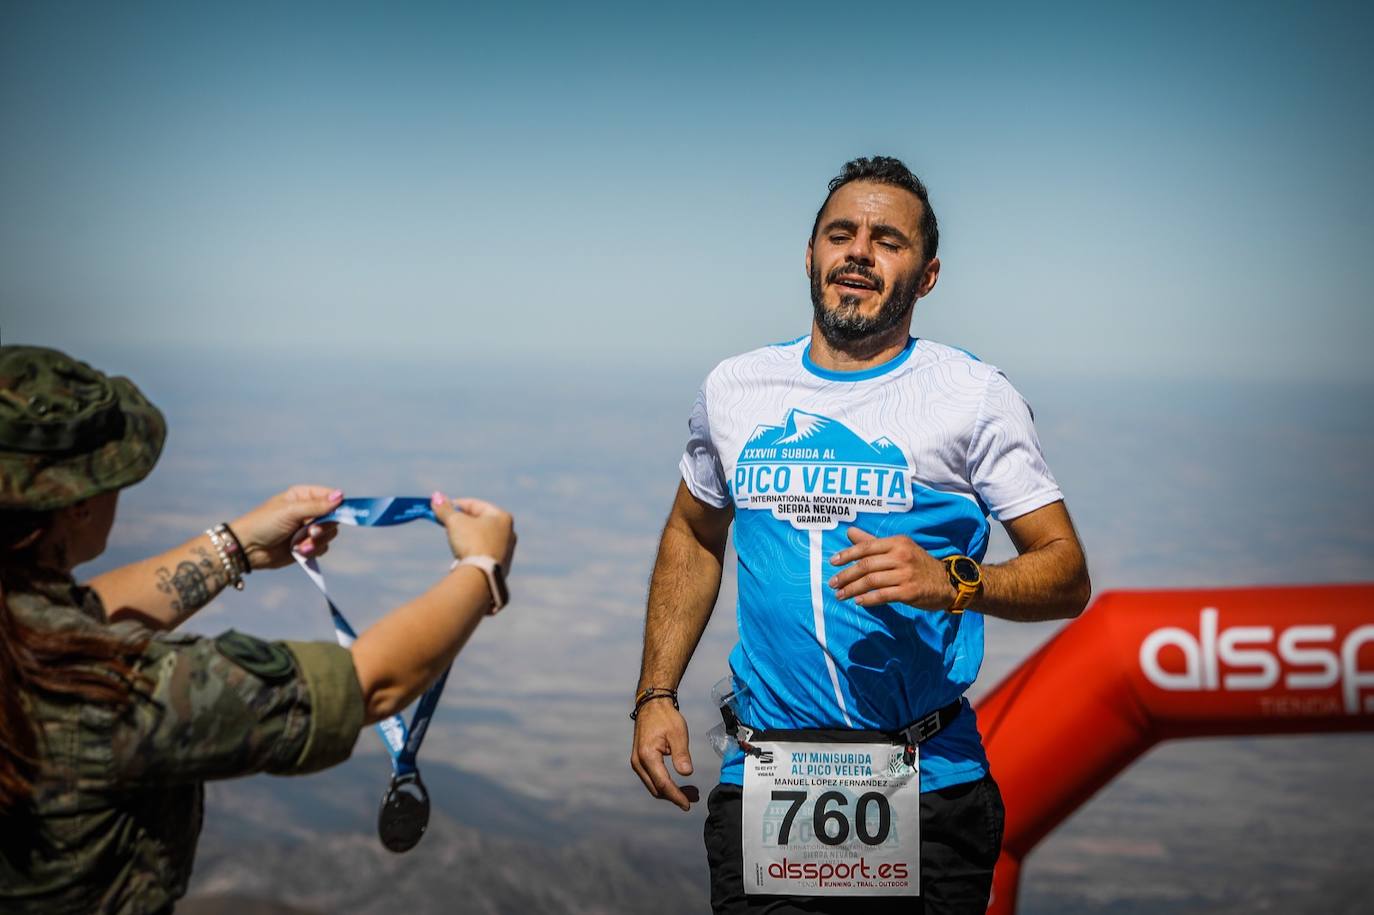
[810,156,939,262]
[0,510,147,813]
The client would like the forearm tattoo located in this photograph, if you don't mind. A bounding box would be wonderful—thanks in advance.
[154,545,225,613]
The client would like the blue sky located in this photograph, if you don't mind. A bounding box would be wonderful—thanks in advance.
[3,1,1372,382]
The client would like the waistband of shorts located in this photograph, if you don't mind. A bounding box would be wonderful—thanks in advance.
[729,699,964,746]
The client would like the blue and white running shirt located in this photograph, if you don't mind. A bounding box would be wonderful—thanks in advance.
[681,336,1063,791]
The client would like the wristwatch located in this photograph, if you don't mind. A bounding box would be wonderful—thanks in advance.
[452,555,509,614]
[944,555,982,612]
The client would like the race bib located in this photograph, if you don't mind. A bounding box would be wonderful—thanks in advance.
[742,741,920,896]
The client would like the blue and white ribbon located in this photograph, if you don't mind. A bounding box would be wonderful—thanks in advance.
[292,497,449,777]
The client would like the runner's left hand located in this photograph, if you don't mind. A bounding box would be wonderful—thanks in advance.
[828,527,952,610]
[630,701,700,811]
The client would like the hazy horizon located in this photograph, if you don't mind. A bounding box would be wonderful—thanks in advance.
[5,2,1374,385]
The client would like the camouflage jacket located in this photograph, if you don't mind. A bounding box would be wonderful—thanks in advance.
[0,571,365,913]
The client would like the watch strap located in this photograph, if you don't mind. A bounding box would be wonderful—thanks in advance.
[945,555,982,613]
[451,555,509,614]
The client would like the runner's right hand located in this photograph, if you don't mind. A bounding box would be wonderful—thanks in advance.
[631,700,700,811]
[431,492,517,570]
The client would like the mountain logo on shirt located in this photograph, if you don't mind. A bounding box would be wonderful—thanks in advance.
[732,409,912,530]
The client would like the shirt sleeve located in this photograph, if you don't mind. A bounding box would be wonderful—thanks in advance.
[109,631,365,785]
[678,386,730,508]
[966,371,1064,521]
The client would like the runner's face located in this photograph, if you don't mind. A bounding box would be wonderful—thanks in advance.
[806,181,935,344]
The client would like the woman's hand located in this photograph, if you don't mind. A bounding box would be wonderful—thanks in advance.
[231,486,344,570]
[430,491,516,569]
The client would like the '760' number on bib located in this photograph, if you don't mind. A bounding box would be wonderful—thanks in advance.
[772,790,892,846]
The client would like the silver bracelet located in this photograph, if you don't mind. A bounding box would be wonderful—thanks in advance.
[205,526,245,591]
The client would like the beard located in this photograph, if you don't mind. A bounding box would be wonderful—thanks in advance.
[810,261,923,349]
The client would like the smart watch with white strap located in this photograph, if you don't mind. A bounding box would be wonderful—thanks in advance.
[451,555,509,614]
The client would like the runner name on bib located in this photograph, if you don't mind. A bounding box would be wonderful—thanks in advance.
[742,740,920,896]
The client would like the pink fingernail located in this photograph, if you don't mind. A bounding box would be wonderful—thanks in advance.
[299,541,315,555]
[329,489,343,502]
[431,491,445,505]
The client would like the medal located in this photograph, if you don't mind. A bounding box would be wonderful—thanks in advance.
[378,771,431,853]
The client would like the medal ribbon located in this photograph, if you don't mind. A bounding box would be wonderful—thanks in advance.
[292,497,449,777]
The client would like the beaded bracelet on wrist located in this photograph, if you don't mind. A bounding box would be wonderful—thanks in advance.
[205,525,246,591]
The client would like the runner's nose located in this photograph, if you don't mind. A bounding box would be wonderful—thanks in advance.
[844,230,875,266]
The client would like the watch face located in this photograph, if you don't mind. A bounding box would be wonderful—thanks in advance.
[950,557,980,585]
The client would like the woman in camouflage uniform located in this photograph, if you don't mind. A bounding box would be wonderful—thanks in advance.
[0,346,516,913]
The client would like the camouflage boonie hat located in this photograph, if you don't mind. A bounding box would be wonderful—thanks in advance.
[0,346,166,510]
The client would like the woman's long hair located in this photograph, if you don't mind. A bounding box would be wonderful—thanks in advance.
[0,509,147,813]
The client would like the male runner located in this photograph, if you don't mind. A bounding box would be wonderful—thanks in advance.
[630,156,1091,914]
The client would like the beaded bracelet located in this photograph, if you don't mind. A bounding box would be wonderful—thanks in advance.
[205,525,246,591]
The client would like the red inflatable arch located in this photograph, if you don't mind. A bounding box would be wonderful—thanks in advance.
[974,584,1374,914]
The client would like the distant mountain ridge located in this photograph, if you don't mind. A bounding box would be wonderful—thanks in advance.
[201,753,562,847]
[187,756,705,914]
